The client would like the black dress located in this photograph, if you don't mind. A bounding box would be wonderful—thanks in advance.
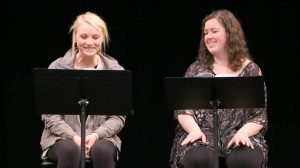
[170,61,268,168]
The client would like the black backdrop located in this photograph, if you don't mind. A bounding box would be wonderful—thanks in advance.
[4,0,300,168]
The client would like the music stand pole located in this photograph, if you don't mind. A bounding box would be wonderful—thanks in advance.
[79,99,89,168]
[210,99,220,168]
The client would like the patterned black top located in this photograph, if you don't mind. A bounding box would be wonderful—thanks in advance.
[170,61,268,168]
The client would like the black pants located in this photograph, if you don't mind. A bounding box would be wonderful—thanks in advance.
[183,146,264,168]
[47,139,117,168]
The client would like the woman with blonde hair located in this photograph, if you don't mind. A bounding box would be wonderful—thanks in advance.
[40,11,125,168]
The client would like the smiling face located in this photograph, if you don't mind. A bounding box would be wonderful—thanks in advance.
[75,22,103,57]
[203,18,227,56]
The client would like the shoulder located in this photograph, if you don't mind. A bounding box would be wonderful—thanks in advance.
[188,60,200,69]
[184,60,201,77]
[242,60,263,76]
[101,52,118,62]
[48,49,74,69]
[99,53,124,70]
[186,60,200,71]
[48,58,61,69]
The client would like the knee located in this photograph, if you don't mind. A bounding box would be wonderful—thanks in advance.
[183,155,206,166]
[91,140,116,159]
[183,154,211,166]
[183,147,214,167]
[226,147,263,168]
[60,142,80,159]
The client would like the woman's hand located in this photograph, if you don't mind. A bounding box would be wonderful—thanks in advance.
[85,133,98,159]
[227,122,263,149]
[178,114,207,146]
[72,135,81,148]
[227,130,254,149]
[181,130,207,145]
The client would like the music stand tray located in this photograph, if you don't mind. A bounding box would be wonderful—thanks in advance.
[33,68,134,168]
[164,76,265,168]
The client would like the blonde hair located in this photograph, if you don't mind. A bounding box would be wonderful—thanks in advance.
[70,11,110,57]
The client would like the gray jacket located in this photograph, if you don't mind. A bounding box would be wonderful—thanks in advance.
[40,49,126,159]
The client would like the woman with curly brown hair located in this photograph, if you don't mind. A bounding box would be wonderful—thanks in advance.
[170,9,268,168]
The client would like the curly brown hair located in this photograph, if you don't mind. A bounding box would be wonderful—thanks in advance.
[198,9,252,71]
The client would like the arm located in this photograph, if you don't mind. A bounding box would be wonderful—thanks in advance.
[238,122,263,137]
[227,62,268,149]
[226,85,267,149]
[42,114,77,140]
[93,115,126,139]
[178,114,207,145]
[227,122,263,149]
[175,61,208,145]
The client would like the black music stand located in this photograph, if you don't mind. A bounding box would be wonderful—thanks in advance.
[33,68,134,168]
[164,76,265,168]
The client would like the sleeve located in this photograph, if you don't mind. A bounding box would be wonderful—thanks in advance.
[94,115,126,139]
[41,114,77,139]
[93,54,126,138]
[173,61,200,119]
[244,62,268,134]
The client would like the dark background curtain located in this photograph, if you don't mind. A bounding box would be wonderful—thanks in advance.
[4,0,300,168]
